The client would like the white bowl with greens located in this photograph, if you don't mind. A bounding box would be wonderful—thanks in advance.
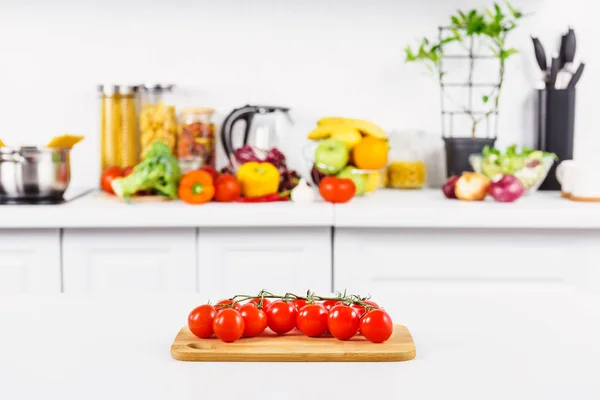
[469,145,556,193]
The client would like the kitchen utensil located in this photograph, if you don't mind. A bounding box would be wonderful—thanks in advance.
[548,55,560,88]
[220,105,292,161]
[559,33,568,69]
[567,62,585,89]
[0,146,70,202]
[564,28,577,64]
[531,36,548,73]
[171,324,416,362]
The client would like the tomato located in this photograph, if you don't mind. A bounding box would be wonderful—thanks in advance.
[213,308,245,342]
[266,301,298,335]
[296,303,328,337]
[100,166,123,194]
[215,298,242,311]
[351,300,380,319]
[328,304,360,340]
[188,304,217,338]
[239,302,268,337]
[360,309,393,343]
[321,300,339,312]
[214,174,242,202]
[292,299,307,313]
[249,297,272,312]
[318,176,356,204]
[200,165,219,184]
[122,166,134,177]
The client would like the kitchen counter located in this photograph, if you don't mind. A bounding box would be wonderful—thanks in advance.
[1,188,599,229]
[2,291,600,399]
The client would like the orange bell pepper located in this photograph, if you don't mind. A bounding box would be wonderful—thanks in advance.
[178,170,215,204]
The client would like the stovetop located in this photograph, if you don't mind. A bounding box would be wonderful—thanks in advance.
[0,188,94,205]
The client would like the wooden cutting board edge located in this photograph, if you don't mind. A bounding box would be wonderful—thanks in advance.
[171,324,416,362]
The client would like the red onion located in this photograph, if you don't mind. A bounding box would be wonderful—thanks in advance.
[489,174,525,202]
[442,175,459,199]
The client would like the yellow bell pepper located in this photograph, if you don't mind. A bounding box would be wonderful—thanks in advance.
[236,162,280,198]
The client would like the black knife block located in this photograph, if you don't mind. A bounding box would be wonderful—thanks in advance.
[536,88,576,191]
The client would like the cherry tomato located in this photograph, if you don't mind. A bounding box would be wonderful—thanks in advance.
[360,309,393,343]
[188,304,217,338]
[328,304,360,340]
[318,176,356,204]
[321,300,339,311]
[351,300,380,319]
[214,174,242,202]
[249,297,272,312]
[213,308,245,342]
[266,301,298,335]
[100,166,123,194]
[296,303,328,337]
[239,302,267,337]
[215,299,242,311]
[291,299,307,312]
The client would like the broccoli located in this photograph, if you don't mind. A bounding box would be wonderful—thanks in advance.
[111,141,182,200]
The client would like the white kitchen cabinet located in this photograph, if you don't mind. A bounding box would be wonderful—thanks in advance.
[197,228,332,298]
[334,228,600,296]
[62,228,196,294]
[0,229,61,294]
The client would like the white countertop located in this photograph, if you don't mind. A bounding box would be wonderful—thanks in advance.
[2,291,600,399]
[335,189,600,229]
[2,188,600,229]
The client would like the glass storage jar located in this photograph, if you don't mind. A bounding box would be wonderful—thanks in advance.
[177,107,216,173]
[138,84,177,158]
[386,130,428,189]
[98,84,139,170]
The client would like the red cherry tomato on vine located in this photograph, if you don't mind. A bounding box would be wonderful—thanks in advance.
[215,299,241,311]
[292,299,307,313]
[249,297,272,312]
[296,303,329,337]
[188,304,217,338]
[328,304,360,340]
[321,300,339,311]
[213,308,245,342]
[239,302,267,337]
[359,309,393,343]
[267,301,297,335]
[351,300,380,319]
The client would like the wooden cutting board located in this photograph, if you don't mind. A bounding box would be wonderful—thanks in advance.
[170,325,416,362]
[95,192,172,203]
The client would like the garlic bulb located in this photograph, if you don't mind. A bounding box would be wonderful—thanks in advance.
[291,179,316,203]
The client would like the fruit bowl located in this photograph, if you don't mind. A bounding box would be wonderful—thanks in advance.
[469,154,554,194]
[302,141,384,196]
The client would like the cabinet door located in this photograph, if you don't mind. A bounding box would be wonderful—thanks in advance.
[62,228,196,294]
[334,228,592,296]
[0,229,60,294]
[197,228,332,298]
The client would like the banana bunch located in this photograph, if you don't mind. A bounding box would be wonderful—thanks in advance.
[307,117,387,145]
[139,102,177,157]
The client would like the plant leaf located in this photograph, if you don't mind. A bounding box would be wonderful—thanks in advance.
[499,48,518,60]
[404,45,417,62]
[482,95,489,103]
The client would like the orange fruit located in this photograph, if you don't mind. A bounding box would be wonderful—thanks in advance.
[352,137,389,170]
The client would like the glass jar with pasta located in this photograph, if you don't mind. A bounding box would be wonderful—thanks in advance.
[98,84,139,170]
[386,130,427,189]
[177,108,216,173]
[138,84,178,158]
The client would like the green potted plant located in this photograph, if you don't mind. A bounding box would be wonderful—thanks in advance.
[405,2,524,177]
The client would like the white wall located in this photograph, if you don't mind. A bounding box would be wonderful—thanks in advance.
[0,0,593,188]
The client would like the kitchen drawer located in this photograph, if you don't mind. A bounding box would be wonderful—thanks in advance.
[0,229,60,294]
[334,228,597,295]
[62,228,196,294]
[197,227,332,298]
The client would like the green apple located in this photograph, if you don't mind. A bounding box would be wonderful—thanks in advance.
[337,166,367,196]
[314,139,349,175]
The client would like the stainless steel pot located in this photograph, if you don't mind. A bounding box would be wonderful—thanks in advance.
[0,146,71,200]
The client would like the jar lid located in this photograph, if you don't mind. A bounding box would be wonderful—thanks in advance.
[180,107,215,115]
[97,84,136,95]
[139,83,175,92]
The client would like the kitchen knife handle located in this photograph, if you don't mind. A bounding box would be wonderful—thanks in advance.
[567,62,585,90]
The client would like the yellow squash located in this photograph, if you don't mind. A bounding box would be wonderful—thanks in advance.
[236,162,280,198]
